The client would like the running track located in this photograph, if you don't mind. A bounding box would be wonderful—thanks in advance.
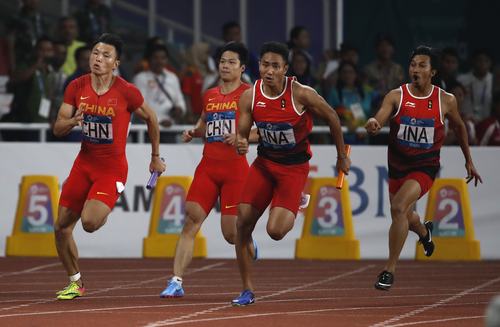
[0,258,498,326]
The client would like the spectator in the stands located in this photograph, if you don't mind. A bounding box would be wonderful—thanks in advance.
[57,16,85,76]
[5,0,49,72]
[288,49,316,88]
[364,34,404,97]
[287,25,314,71]
[63,46,91,91]
[73,0,112,44]
[133,44,186,142]
[214,21,259,81]
[48,40,68,124]
[436,47,460,90]
[328,61,375,144]
[181,42,218,122]
[1,36,55,140]
[476,92,500,146]
[458,48,494,123]
[134,36,179,76]
[444,80,476,145]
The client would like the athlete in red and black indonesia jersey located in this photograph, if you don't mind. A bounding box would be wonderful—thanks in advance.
[159,42,258,298]
[52,34,165,300]
[366,46,482,291]
[232,42,350,306]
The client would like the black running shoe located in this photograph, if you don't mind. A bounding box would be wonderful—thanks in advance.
[420,221,435,257]
[374,271,394,291]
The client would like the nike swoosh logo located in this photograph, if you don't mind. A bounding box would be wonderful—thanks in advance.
[96,192,109,196]
[225,204,238,209]
[80,96,90,100]
[208,98,216,102]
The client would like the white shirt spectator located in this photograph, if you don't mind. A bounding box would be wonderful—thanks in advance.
[133,68,186,124]
[458,71,493,122]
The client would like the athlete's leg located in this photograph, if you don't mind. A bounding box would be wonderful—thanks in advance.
[80,199,112,233]
[408,210,428,238]
[266,207,296,240]
[235,158,274,292]
[221,214,237,244]
[385,179,421,273]
[54,206,82,285]
[235,203,264,291]
[173,201,209,277]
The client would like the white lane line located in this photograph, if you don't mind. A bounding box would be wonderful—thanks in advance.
[0,262,225,313]
[385,315,485,326]
[144,264,375,327]
[0,263,60,278]
[0,297,486,319]
[369,275,500,327]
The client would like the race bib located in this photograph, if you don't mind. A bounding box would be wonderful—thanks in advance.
[82,114,114,144]
[256,121,296,149]
[397,116,434,149]
[205,111,235,143]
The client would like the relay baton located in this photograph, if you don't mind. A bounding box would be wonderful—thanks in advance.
[336,145,351,189]
[146,157,165,190]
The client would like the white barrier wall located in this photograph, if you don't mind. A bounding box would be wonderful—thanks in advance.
[1,143,499,259]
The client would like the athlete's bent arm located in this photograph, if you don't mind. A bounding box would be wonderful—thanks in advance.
[365,88,400,135]
[53,103,83,137]
[236,89,253,154]
[443,93,483,186]
[134,101,166,173]
[182,112,207,143]
[294,83,350,174]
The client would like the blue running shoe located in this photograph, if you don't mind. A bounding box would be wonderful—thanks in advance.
[160,278,184,298]
[231,289,255,306]
[252,238,259,261]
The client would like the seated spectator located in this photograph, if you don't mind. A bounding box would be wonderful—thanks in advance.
[458,48,494,123]
[73,0,111,44]
[214,22,259,81]
[476,92,500,146]
[181,42,218,123]
[287,25,314,71]
[6,0,49,71]
[327,61,375,144]
[436,47,460,90]
[444,80,476,145]
[63,46,91,90]
[364,34,404,97]
[133,44,186,142]
[134,36,180,76]
[57,16,86,76]
[288,49,316,87]
[1,36,55,140]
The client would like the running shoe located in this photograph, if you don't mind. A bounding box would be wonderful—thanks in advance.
[231,289,255,306]
[56,281,85,300]
[374,270,394,291]
[420,221,435,257]
[160,278,184,298]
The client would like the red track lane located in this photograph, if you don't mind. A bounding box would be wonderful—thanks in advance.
[0,258,498,327]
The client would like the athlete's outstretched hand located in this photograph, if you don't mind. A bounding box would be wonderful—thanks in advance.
[465,161,482,187]
[182,129,196,143]
[236,137,249,155]
[150,156,166,174]
[365,117,381,135]
[223,133,236,146]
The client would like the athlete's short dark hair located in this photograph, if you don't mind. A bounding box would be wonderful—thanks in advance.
[260,42,289,64]
[410,46,439,71]
[218,42,248,66]
[92,33,123,59]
